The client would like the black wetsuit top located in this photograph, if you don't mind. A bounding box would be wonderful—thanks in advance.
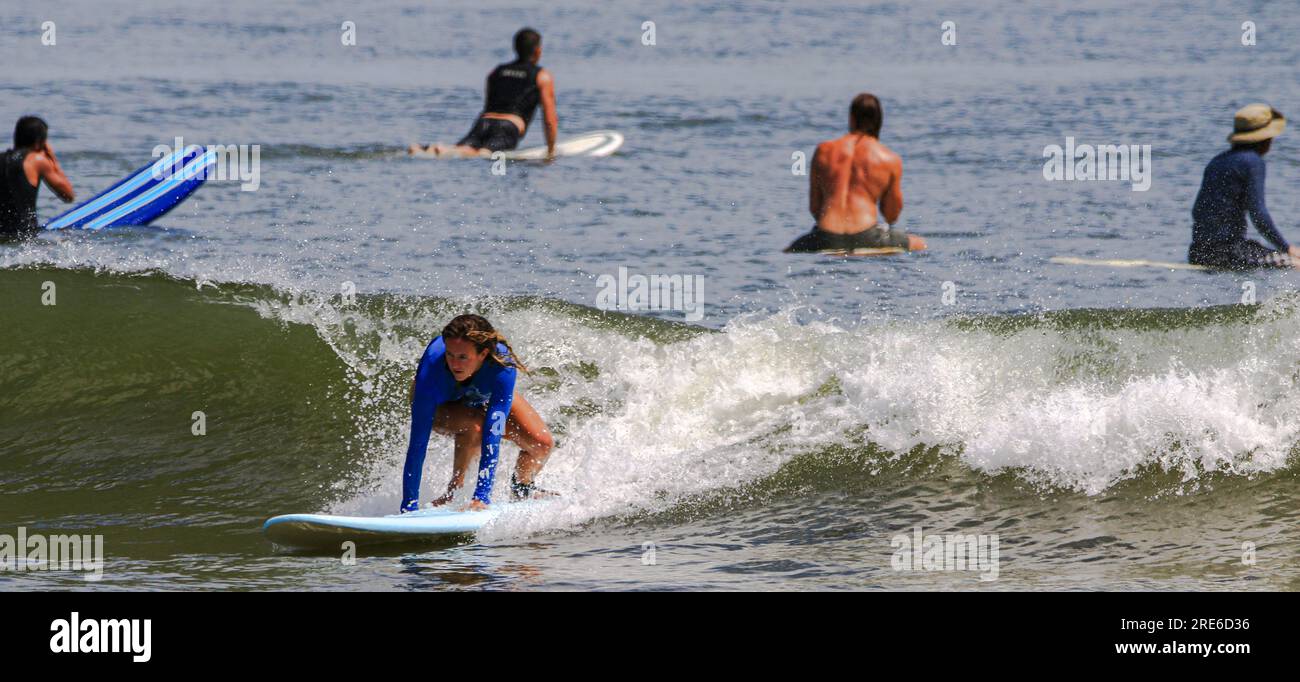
[0,149,39,238]
[484,59,542,130]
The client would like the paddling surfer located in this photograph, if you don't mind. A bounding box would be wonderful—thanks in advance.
[408,28,558,160]
[1189,103,1300,269]
[786,93,926,253]
[0,116,75,240]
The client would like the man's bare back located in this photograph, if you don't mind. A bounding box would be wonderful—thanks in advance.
[810,132,902,234]
[790,131,925,250]
[788,93,926,254]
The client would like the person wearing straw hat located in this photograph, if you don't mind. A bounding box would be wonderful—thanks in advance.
[1189,103,1298,269]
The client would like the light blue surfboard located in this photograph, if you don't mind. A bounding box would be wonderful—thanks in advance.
[46,145,216,230]
[263,501,545,549]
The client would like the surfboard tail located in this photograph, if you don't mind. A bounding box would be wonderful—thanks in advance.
[45,145,216,230]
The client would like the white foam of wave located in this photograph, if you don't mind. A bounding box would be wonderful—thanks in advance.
[249,296,1300,538]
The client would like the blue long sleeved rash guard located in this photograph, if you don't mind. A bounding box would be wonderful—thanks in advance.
[400,336,517,512]
[1192,147,1290,251]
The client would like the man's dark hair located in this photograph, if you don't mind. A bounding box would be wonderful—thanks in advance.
[14,116,48,149]
[1232,138,1272,155]
[850,93,882,137]
[514,28,541,60]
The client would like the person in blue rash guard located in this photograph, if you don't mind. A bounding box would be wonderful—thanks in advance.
[401,314,556,513]
[1189,103,1300,270]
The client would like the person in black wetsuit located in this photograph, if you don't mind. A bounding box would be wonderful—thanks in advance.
[0,116,75,240]
[409,28,558,159]
[1189,103,1298,270]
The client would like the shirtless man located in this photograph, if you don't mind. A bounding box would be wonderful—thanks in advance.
[0,116,75,240]
[409,28,558,160]
[786,93,926,253]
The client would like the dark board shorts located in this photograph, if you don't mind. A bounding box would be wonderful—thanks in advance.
[456,116,522,152]
[784,226,910,253]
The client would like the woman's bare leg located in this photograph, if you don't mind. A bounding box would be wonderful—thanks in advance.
[504,393,554,486]
[431,394,555,500]
[431,402,485,505]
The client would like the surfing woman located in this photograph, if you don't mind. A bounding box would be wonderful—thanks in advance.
[400,314,555,513]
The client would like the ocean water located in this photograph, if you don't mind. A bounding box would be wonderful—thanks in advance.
[2,0,1299,590]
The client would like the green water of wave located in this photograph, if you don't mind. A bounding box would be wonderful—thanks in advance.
[0,267,362,553]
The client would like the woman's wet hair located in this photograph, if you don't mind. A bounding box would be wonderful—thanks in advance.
[441,314,529,373]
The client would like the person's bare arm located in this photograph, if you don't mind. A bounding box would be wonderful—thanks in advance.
[537,69,558,158]
[880,155,903,225]
[809,146,825,219]
[36,144,75,202]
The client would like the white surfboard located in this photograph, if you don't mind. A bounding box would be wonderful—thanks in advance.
[504,130,623,159]
[1049,256,1210,271]
[263,501,546,549]
[411,130,624,160]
